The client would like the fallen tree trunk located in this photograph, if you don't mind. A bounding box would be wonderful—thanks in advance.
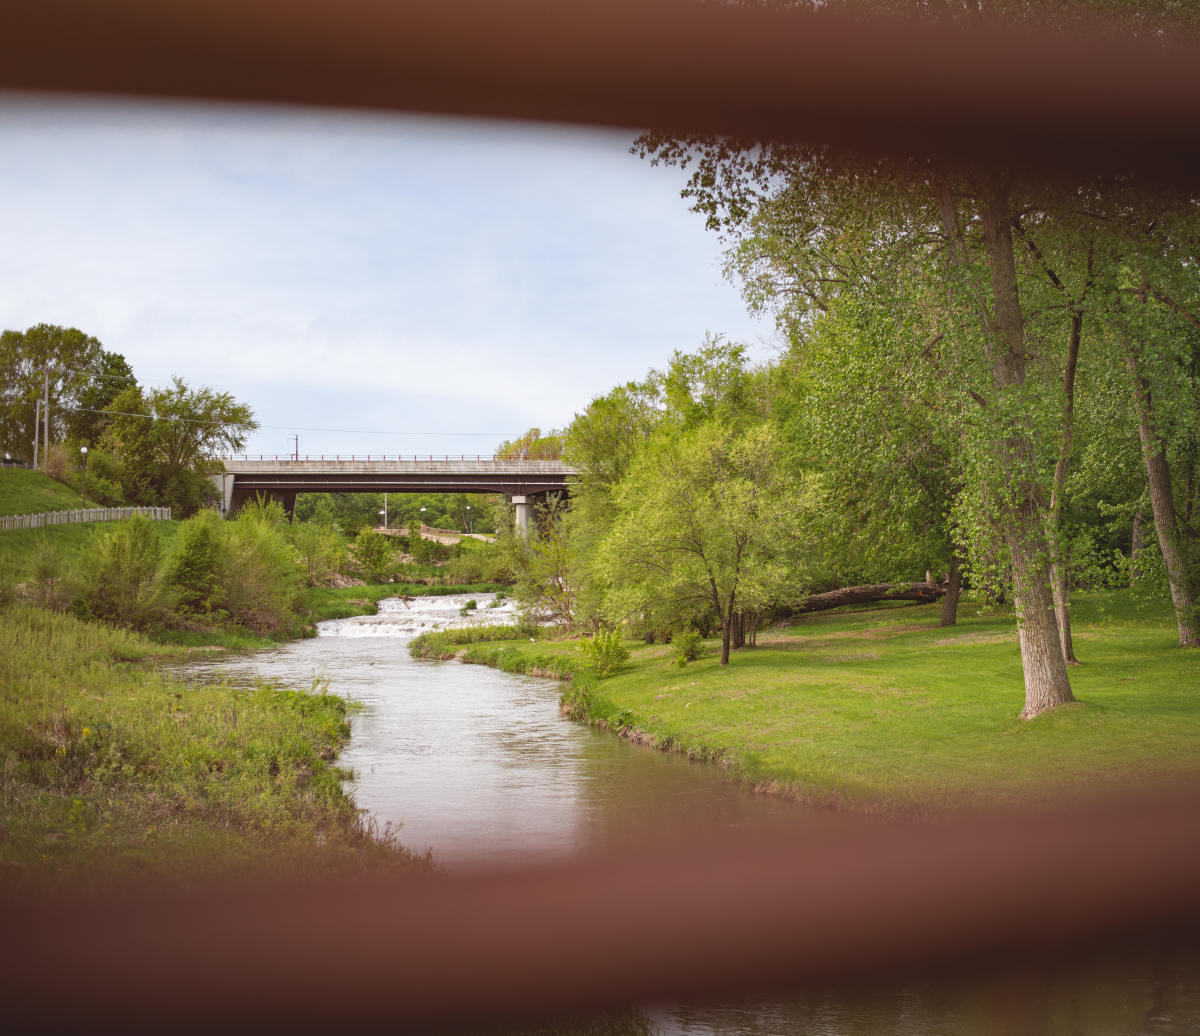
[793,581,946,614]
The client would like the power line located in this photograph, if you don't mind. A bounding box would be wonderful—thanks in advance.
[59,404,508,438]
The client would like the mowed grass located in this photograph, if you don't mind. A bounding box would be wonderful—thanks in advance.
[0,605,425,881]
[0,465,96,516]
[490,593,1199,814]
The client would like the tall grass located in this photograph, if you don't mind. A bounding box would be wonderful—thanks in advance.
[0,605,424,880]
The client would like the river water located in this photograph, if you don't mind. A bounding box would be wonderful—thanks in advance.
[176,592,1200,1035]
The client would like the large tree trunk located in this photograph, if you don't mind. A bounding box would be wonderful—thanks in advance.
[1130,510,1145,586]
[939,556,962,627]
[1127,354,1200,646]
[1049,309,1083,665]
[978,180,1074,717]
[794,581,946,614]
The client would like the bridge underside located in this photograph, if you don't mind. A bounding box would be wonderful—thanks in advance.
[220,475,567,534]
[226,473,569,498]
[216,460,575,532]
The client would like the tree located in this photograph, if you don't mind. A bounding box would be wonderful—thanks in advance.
[66,349,137,446]
[0,323,103,462]
[599,422,804,665]
[637,142,1083,716]
[495,427,564,459]
[102,377,257,516]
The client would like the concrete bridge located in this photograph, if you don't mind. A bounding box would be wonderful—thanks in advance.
[216,455,576,534]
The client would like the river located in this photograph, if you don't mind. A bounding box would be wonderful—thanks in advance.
[176,592,1199,1035]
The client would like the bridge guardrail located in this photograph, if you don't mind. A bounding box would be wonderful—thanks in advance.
[0,506,172,532]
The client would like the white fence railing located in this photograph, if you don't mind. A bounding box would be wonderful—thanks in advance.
[0,506,172,532]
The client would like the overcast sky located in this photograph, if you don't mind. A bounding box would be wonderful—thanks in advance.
[0,93,777,458]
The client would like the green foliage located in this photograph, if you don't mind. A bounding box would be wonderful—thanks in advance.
[577,626,630,678]
[168,508,224,612]
[598,420,804,662]
[28,539,72,611]
[441,538,515,586]
[0,605,423,876]
[495,426,564,459]
[289,519,347,588]
[76,516,174,630]
[102,377,256,517]
[670,628,705,667]
[354,528,395,584]
[0,323,105,461]
[217,508,303,634]
[506,497,578,626]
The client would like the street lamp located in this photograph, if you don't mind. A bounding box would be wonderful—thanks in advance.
[379,508,387,530]
[80,446,88,507]
[465,504,472,535]
[419,506,426,530]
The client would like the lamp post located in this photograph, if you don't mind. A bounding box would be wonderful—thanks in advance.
[465,504,472,535]
[80,446,88,507]
[419,505,426,531]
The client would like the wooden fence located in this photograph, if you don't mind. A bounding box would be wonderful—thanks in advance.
[0,506,172,532]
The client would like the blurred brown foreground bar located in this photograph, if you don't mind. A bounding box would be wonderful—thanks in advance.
[2,0,1200,180]
[2,0,1200,1030]
[3,792,1200,1032]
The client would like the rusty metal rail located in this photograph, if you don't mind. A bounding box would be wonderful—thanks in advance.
[2,1,1199,1031]
[4,791,1199,1032]
[3,1,1200,181]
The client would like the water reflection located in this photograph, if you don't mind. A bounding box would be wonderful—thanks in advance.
[650,949,1200,1035]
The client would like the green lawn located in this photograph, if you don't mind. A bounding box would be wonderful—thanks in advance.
[0,465,96,516]
[458,594,1200,814]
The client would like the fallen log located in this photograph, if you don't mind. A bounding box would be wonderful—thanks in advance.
[793,581,946,614]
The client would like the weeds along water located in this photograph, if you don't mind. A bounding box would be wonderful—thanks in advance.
[0,604,426,880]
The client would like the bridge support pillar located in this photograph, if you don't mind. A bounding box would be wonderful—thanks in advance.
[512,495,533,539]
[212,473,235,515]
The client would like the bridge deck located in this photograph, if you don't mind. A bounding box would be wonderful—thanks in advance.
[221,457,576,496]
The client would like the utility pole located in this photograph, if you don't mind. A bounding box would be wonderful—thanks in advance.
[42,366,50,472]
[33,399,41,470]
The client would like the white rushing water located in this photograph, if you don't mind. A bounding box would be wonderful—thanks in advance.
[316,590,522,638]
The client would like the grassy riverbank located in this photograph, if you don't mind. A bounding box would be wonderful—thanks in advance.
[0,605,424,881]
[415,593,1200,815]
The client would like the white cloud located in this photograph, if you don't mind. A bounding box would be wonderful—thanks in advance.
[0,94,771,455]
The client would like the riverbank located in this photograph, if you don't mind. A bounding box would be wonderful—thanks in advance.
[413,592,1200,816]
[0,604,427,881]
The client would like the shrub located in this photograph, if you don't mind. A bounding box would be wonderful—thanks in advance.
[76,516,174,629]
[290,520,346,587]
[671,628,705,667]
[218,509,303,634]
[168,508,225,612]
[354,529,394,584]
[27,539,73,612]
[578,626,630,678]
